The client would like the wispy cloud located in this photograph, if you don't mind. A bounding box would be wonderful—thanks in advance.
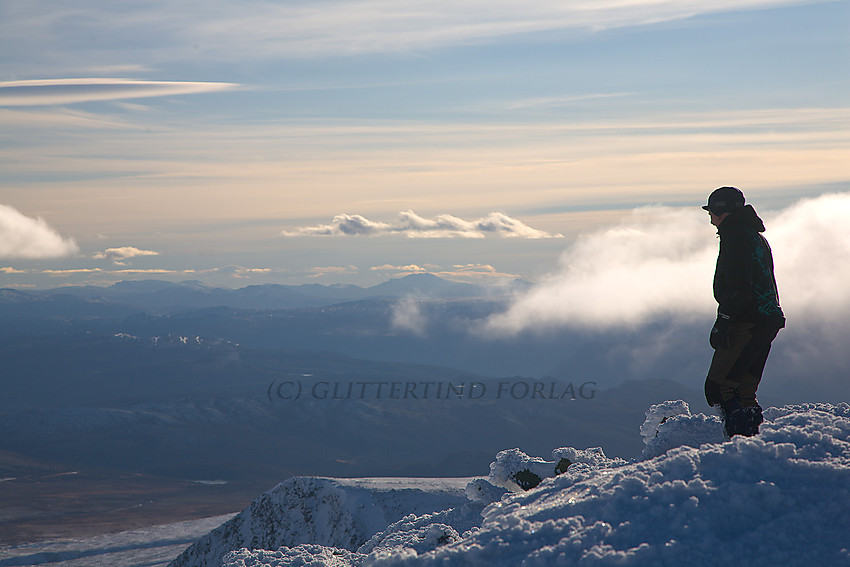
[0,204,79,259]
[498,92,635,112]
[0,0,824,70]
[0,79,237,107]
[371,264,433,274]
[484,192,850,335]
[41,268,104,275]
[282,211,562,239]
[391,296,429,336]
[134,1,842,59]
[196,265,358,280]
[93,246,159,264]
[206,266,273,279]
[304,266,360,279]
[41,268,180,276]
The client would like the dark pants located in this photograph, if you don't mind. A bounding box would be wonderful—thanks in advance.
[705,321,781,408]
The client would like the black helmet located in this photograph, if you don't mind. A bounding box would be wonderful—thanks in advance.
[702,186,745,215]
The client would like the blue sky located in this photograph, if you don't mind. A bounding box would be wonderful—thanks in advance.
[1,0,848,289]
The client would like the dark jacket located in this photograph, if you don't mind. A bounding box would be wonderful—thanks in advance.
[714,205,785,327]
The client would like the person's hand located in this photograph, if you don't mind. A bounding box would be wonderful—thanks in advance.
[710,314,732,349]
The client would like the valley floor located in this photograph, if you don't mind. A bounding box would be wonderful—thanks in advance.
[0,464,262,546]
[0,514,235,567]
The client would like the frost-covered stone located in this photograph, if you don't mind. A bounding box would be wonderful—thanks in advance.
[640,411,726,460]
[463,478,507,504]
[640,399,692,444]
[488,446,623,492]
[487,448,556,492]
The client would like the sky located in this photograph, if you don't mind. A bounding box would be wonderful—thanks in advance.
[1,0,848,291]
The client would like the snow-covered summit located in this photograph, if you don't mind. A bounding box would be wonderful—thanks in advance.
[177,402,850,567]
[168,477,472,567]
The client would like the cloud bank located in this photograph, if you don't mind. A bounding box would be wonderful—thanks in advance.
[0,204,79,259]
[485,192,850,335]
[282,211,561,239]
[0,79,237,106]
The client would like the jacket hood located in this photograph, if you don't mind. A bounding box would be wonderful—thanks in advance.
[721,204,765,233]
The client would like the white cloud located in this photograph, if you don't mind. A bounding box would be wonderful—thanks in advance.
[484,192,850,335]
[286,214,393,237]
[0,204,79,259]
[371,264,432,273]
[1,267,27,274]
[391,296,429,336]
[766,193,850,322]
[485,207,716,334]
[111,268,177,274]
[42,268,104,275]
[205,266,273,279]
[282,211,562,239]
[0,79,237,107]
[93,246,159,264]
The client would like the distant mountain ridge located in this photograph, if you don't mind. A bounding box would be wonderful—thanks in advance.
[1,273,527,313]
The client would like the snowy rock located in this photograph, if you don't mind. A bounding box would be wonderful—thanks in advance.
[640,412,726,460]
[487,448,557,492]
[639,399,693,444]
[463,479,507,504]
[488,446,623,492]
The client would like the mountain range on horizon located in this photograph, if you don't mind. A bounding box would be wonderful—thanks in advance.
[1,273,531,313]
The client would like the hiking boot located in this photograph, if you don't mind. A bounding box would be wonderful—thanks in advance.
[743,405,764,436]
[719,397,751,438]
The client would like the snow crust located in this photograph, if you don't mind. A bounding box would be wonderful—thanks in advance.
[184,402,850,567]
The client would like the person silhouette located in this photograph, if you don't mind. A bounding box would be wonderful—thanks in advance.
[702,187,785,437]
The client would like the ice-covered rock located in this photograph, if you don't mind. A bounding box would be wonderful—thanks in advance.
[639,399,693,444]
[488,446,625,492]
[463,478,507,504]
[640,400,727,460]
